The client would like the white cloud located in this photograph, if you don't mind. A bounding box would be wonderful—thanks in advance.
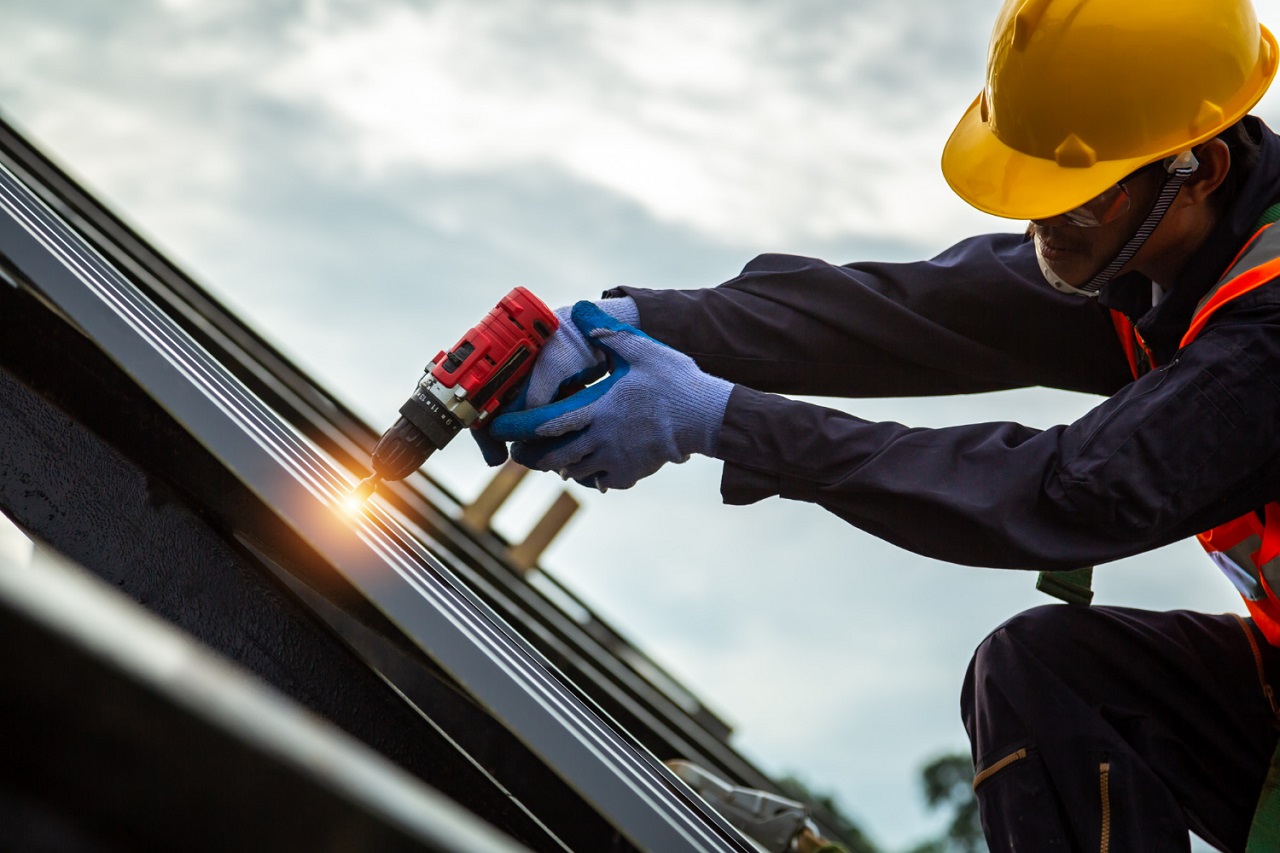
[259,0,1006,248]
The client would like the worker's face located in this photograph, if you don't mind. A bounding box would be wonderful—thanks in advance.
[1028,166,1166,288]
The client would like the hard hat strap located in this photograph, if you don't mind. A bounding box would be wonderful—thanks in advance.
[1072,150,1201,296]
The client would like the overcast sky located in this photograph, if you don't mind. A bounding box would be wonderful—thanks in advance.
[5,1,1280,847]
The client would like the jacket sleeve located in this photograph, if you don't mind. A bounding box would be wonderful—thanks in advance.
[713,294,1280,570]
[613,232,1134,398]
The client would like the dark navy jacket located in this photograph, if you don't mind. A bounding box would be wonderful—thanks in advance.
[613,117,1280,572]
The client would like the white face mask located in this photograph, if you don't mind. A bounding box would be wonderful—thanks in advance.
[1034,231,1095,296]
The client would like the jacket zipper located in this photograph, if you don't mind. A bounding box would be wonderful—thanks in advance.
[1099,762,1112,853]
[972,747,1028,791]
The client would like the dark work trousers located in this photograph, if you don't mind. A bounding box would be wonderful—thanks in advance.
[962,605,1280,852]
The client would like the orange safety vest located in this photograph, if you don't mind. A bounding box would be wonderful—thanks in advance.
[1113,222,1280,645]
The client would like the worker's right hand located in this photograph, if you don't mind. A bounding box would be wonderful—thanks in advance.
[472,296,640,466]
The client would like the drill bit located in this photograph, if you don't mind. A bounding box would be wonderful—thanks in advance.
[351,474,382,504]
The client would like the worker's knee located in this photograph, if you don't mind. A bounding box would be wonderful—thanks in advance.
[971,603,1079,669]
[988,603,1085,654]
[961,604,1081,725]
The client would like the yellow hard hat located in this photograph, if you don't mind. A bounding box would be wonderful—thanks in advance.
[942,0,1279,220]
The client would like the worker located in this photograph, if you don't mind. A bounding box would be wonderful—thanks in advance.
[479,0,1280,849]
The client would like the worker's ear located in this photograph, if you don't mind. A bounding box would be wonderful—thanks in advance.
[1182,138,1231,207]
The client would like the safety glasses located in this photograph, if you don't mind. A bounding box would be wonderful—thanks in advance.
[1061,182,1134,227]
[1060,161,1170,228]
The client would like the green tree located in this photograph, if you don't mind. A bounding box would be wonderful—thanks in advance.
[775,751,988,853]
[776,775,881,853]
[905,753,986,853]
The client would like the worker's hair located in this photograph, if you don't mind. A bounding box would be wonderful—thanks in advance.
[1211,119,1262,210]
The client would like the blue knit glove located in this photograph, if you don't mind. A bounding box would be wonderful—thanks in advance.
[488,301,732,491]
[472,297,640,466]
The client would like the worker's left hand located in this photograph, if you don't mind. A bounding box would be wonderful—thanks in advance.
[488,301,732,491]
[472,297,639,467]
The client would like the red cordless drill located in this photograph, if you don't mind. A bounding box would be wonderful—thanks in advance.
[352,287,559,502]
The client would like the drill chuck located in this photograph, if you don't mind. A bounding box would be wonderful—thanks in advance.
[354,287,558,503]
[369,364,479,480]
[370,414,439,481]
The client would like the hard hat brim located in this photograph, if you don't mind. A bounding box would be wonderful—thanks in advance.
[942,24,1279,222]
[941,97,1146,221]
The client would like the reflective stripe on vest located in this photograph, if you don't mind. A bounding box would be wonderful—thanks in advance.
[1184,223,1280,346]
[1114,223,1280,645]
